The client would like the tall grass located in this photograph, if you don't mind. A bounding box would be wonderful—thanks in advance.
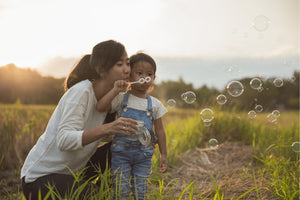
[0,104,299,199]
[151,108,299,199]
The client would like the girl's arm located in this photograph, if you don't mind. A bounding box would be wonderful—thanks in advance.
[96,80,128,112]
[154,118,168,173]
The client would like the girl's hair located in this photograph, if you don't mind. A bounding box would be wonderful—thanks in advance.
[129,52,156,73]
[64,40,126,91]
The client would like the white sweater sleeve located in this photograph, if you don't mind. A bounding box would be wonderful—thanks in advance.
[56,90,89,151]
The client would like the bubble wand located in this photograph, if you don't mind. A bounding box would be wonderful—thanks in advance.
[128,76,151,85]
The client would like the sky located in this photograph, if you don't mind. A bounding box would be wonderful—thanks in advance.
[0,0,299,89]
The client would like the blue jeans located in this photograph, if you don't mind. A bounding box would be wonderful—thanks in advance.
[111,139,154,200]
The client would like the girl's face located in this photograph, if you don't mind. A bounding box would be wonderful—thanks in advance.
[104,52,130,84]
[130,61,155,91]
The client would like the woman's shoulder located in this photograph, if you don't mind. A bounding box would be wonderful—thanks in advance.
[71,80,92,90]
[64,80,93,102]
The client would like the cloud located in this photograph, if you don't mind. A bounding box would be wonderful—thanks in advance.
[37,56,79,78]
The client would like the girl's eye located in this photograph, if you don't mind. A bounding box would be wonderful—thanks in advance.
[147,73,153,76]
[126,62,130,66]
[137,72,142,75]
[116,62,122,66]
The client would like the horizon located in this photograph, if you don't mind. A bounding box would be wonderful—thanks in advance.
[2,55,298,90]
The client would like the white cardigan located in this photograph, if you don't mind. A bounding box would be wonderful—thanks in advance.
[21,80,107,183]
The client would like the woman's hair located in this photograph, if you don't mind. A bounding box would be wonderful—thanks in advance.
[129,52,156,73]
[64,40,126,91]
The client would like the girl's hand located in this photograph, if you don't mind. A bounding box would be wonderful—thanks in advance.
[113,80,128,93]
[107,117,138,136]
[160,155,168,173]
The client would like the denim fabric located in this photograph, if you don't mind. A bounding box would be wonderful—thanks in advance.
[111,91,155,200]
[111,140,154,199]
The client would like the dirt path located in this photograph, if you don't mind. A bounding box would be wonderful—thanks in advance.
[164,142,279,200]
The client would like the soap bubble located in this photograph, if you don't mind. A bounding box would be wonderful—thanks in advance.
[267,113,277,123]
[227,66,241,75]
[208,138,219,149]
[216,94,227,105]
[257,86,264,93]
[272,110,280,118]
[226,81,244,97]
[252,15,270,32]
[166,99,176,108]
[273,78,283,87]
[181,91,196,104]
[291,142,300,153]
[248,110,256,119]
[250,78,262,90]
[255,105,263,112]
[203,121,212,127]
[200,108,214,122]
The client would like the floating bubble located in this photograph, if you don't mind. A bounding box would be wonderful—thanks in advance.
[216,94,227,105]
[273,78,283,87]
[200,108,214,122]
[252,15,270,32]
[250,78,262,90]
[255,105,263,112]
[208,138,219,149]
[227,66,240,75]
[257,86,264,93]
[271,110,280,118]
[248,110,256,119]
[166,99,176,108]
[226,81,244,97]
[291,142,300,153]
[203,121,212,127]
[181,91,196,104]
[267,113,277,123]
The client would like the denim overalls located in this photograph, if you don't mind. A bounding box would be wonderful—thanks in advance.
[111,91,157,200]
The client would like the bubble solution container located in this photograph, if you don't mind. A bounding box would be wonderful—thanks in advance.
[136,121,151,146]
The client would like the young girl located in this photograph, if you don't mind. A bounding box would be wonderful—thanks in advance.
[97,52,168,200]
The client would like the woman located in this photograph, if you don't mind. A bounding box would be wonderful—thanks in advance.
[21,40,138,199]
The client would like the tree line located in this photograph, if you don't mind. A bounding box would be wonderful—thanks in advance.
[0,64,299,111]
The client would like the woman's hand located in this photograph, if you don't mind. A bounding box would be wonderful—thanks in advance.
[82,117,138,146]
[107,117,138,136]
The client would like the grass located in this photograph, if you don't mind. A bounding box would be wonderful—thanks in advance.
[0,103,299,199]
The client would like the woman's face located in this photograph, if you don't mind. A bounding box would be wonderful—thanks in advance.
[105,52,130,83]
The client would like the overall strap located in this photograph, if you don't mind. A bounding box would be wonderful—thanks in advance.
[146,94,155,123]
[121,91,130,111]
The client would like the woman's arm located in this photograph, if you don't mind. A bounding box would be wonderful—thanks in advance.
[154,118,168,173]
[82,117,138,146]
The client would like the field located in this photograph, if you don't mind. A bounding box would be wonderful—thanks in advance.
[0,104,299,199]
